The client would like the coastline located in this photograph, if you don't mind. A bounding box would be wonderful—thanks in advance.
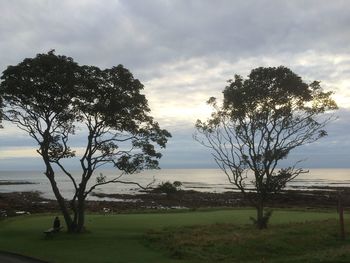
[1,188,349,218]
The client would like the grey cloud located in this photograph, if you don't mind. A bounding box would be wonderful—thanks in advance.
[2,0,350,72]
[120,0,350,64]
[0,0,350,168]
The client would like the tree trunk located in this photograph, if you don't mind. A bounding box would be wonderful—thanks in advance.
[42,153,74,232]
[46,170,74,232]
[256,200,267,229]
[338,192,345,240]
[76,196,86,233]
[41,132,76,232]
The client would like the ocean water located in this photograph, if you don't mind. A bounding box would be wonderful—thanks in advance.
[0,169,349,200]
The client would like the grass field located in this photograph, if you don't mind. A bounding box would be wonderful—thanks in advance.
[0,209,348,263]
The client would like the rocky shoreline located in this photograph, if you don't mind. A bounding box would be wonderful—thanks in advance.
[1,188,350,217]
[0,180,37,185]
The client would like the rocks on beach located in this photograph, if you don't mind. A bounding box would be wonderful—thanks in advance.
[0,180,37,185]
[1,188,350,218]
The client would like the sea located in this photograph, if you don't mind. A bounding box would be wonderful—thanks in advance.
[0,169,350,201]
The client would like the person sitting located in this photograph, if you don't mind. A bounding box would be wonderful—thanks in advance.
[53,216,61,231]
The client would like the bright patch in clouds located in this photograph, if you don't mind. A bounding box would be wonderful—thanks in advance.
[0,147,37,159]
[142,51,350,129]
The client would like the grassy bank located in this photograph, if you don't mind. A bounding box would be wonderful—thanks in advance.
[147,219,350,262]
[0,209,347,263]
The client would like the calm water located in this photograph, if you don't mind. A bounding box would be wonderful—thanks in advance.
[0,169,349,200]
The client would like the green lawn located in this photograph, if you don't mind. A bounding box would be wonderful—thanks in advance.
[0,209,347,263]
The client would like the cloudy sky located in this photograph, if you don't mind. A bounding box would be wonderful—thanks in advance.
[0,0,350,170]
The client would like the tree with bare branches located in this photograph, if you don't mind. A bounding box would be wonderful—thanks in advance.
[195,66,337,229]
[0,51,171,232]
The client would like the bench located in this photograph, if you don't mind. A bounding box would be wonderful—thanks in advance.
[44,227,62,237]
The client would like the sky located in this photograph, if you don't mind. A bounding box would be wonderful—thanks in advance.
[0,0,350,170]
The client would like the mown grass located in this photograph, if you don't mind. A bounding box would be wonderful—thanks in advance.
[0,209,347,263]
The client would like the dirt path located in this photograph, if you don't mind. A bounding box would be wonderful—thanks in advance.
[0,252,48,263]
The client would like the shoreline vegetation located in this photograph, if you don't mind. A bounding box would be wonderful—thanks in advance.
[1,187,350,217]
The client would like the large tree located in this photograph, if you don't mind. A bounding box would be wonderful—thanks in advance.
[195,66,337,229]
[0,51,171,232]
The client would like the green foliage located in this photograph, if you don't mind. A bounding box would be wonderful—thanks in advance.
[195,66,338,228]
[250,209,273,229]
[154,181,182,195]
[76,64,171,173]
[96,173,106,184]
[0,50,79,159]
[0,51,171,232]
[0,51,171,173]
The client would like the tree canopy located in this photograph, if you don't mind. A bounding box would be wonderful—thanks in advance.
[0,51,171,232]
[195,66,337,229]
